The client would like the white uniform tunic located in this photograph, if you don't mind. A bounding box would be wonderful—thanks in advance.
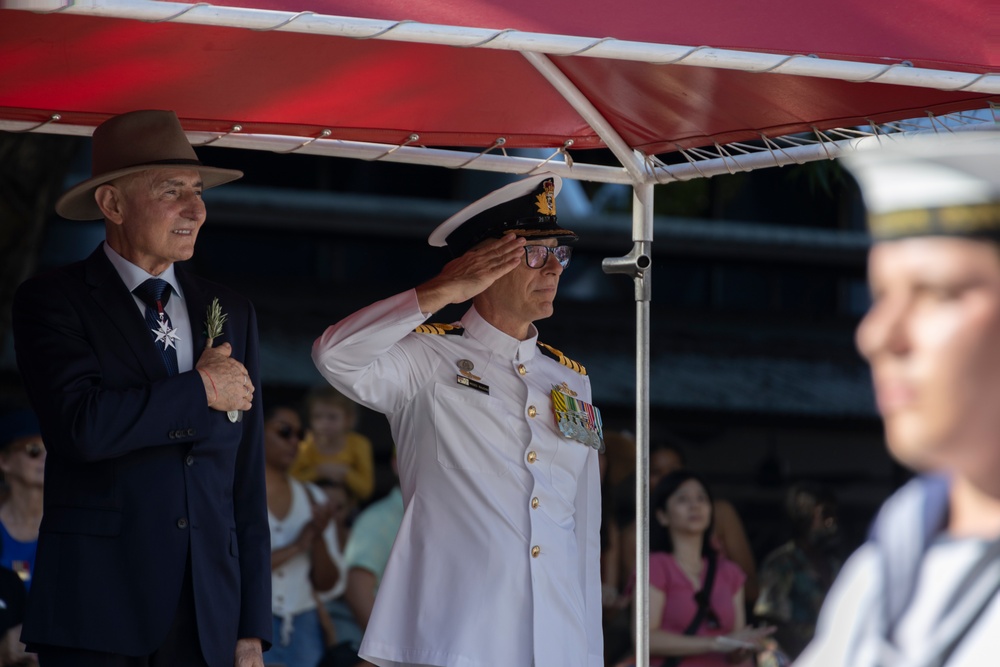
[313,290,603,667]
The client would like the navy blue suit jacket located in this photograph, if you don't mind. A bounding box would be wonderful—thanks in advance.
[11,246,271,667]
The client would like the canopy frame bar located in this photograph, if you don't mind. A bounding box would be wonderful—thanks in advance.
[521,52,648,186]
[6,0,997,94]
[2,111,995,185]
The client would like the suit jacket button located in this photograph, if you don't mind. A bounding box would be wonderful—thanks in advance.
[186,455,195,466]
[168,430,176,439]
[177,518,188,529]
[186,428,195,436]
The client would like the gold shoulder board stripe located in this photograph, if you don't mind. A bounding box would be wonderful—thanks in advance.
[414,323,464,336]
[537,342,587,375]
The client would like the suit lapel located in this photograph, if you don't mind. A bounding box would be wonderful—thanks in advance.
[177,266,210,354]
[84,247,167,381]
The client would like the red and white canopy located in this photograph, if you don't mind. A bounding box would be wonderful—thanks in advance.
[2,5,995,662]
[1,0,996,183]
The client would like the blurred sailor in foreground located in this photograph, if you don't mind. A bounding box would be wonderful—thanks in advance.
[313,174,604,667]
[798,132,1000,667]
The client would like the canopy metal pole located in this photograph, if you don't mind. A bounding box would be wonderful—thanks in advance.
[604,179,653,667]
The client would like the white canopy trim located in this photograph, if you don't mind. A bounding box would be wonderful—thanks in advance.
[6,0,998,95]
[2,106,995,186]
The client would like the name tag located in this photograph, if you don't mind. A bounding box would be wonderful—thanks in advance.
[456,374,490,395]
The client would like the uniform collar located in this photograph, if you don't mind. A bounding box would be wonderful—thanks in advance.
[461,305,538,361]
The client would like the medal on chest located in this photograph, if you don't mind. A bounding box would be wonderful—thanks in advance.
[151,311,180,351]
[455,358,490,394]
[550,383,605,452]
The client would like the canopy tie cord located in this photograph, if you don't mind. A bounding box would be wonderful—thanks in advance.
[249,11,315,31]
[143,2,209,23]
[452,137,506,168]
[925,111,955,135]
[461,29,515,48]
[866,120,885,145]
[674,144,710,179]
[755,53,818,74]
[192,124,242,147]
[274,128,332,154]
[8,113,61,133]
[944,72,992,92]
[711,142,738,175]
[991,102,999,124]
[852,60,913,83]
[354,19,416,39]
[369,134,421,161]
[34,2,72,13]
[527,140,575,174]
[647,155,680,184]
[562,37,614,57]
[759,133,803,167]
[812,126,836,160]
[652,45,710,66]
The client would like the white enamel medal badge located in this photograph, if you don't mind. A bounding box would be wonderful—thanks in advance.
[152,313,180,351]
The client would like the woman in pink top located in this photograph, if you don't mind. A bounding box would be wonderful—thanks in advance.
[646,471,772,667]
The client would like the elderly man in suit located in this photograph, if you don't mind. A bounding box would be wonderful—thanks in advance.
[12,110,271,667]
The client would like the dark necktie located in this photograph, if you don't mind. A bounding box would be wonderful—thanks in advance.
[133,278,179,376]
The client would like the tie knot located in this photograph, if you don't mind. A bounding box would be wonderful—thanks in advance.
[134,278,172,309]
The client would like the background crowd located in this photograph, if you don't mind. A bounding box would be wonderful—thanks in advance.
[0,396,857,667]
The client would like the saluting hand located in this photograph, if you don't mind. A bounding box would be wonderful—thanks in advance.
[415,233,525,314]
[196,342,254,412]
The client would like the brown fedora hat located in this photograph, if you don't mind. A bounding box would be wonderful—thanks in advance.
[55,110,243,220]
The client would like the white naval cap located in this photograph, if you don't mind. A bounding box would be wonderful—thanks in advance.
[428,173,577,256]
[840,131,1000,241]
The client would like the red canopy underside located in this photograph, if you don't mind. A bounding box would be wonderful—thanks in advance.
[0,3,995,153]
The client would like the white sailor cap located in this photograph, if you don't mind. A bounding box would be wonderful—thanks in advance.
[840,132,1000,241]
[428,173,578,256]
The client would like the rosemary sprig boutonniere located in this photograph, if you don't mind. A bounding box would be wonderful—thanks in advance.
[204,297,228,346]
[203,298,239,423]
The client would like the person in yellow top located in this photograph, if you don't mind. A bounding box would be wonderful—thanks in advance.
[292,388,375,501]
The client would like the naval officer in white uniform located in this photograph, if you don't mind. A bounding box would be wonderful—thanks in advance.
[312,174,604,667]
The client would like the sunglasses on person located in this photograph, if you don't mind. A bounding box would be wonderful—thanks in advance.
[524,245,572,269]
[20,442,44,459]
[273,424,305,441]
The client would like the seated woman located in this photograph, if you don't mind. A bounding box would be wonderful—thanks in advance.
[642,470,772,667]
[265,404,340,667]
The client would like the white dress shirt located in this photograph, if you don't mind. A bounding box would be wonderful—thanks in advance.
[313,289,603,667]
[103,242,194,372]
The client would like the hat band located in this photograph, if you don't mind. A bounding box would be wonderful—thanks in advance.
[869,203,1000,240]
[124,157,204,169]
[513,228,578,239]
[446,215,567,256]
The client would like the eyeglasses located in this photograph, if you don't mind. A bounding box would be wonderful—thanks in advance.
[274,424,305,441]
[22,442,44,459]
[524,245,572,269]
